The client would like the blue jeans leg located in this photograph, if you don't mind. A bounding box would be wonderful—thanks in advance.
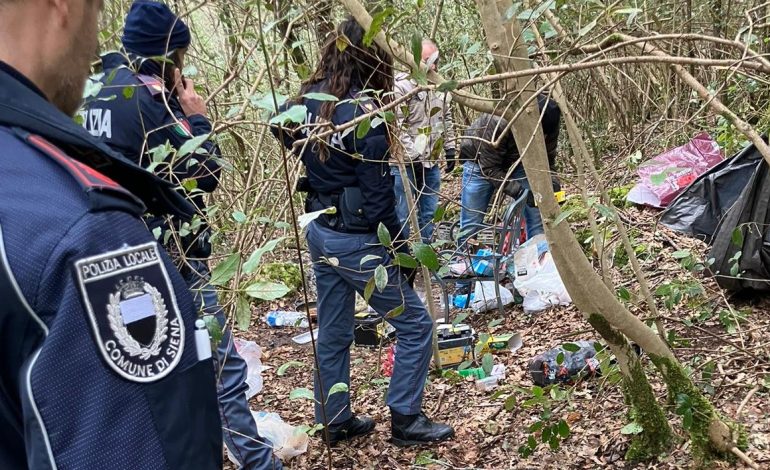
[510,165,544,238]
[458,162,495,248]
[419,166,441,243]
[186,262,282,470]
[306,222,433,419]
[391,166,414,240]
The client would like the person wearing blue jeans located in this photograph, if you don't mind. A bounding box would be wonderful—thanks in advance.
[455,96,561,295]
[185,261,282,470]
[271,18,453,447]
[392,164,442,243]
[391,39,456,244]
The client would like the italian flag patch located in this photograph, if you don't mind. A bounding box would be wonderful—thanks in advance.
[173,120,193,137]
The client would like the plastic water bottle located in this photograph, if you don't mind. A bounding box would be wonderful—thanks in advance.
[264,310,309,328]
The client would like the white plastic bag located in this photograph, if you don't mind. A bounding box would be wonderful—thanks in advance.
[253,411,309,461]
[234,338,264,399]
[513,235,571,314]
[470,281,514,313]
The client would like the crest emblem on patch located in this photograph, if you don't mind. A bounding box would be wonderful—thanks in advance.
[76,243,185,382]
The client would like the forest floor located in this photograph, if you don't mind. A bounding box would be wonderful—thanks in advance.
[228,178,769,470]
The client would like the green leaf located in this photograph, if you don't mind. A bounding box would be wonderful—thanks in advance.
[250,92,287,113]
[377,223,392,247]
[482,353,494,375]
[298,206,336,228]
[458,360,473,371]
[232,211,247,224]
[504,394,517,411]
[328,382,349,396]
[436,80,458,93]
[487,318,504,328]
[302,92,339,102]
[364,277,376,302]
[203,314,223,344]
[620,422,643,435]
[432,205,447,223]
[245,281,291,301]
[593,202,615,219]
[617,286,631,301]
[122,86,135,99]
[413,242,439,271]
[177,133,210,157]
[578,18,598,37]
[374,265,388,292]
[210,253,241,286]
[289,387,315,401]
[562,342,581,353]
[732,227,744,247]
[234,295,252,331]
[360,254,382,266]
[453,311,470,327]
[385,304,405,319]
[531,386,544,398]
[269,104,307,125]
[363,8,393,47]
[243,237,286,274]
[683,410,694,429]
[277,361,304,376]
[549,435,560,450]
[410,32,422,67]
[557,420,570,438]
[553,208,576,226]
[181,178,197,192]
[528,421,544,433]
[556,351,565,365]
[393,252,418,269]
[356,116,372,139]
[672,250,692,259]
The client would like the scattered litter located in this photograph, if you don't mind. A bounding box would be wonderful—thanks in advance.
[477,332,522,355]
[528,340,600,386]
[291,328,319,345]
[234,338,265,399]
[265,310,309,328]
[471,281,514,313]
[513,235,571,314]
[626,132,722,208]
[253,410,309,461]
[475,376,499,392]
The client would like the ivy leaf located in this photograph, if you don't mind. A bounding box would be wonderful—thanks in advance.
[393,252,418,269]
[356,116,372,139]
[620,422,644,435]
[269,104,307,125]
[177,133,210,157]
[289,387,315,401]
[410,32,422,67]
[377,222,392,247]
[360,254,382,266]
[557,420,570,438]
[364,277,376,302]
[374,265,388,292]
[245,281,291,301]
[482,353,494,375]
[302,92,339,101]
[556,351,565,365]
[328,382,349,396]
[562,342,581,353]
[210,253,241,286]
[277,361,304,376]
[413,242,439,271]
[243,237,286,274]
[385,304,405,319]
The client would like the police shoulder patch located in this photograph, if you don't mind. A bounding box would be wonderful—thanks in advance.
[75,242,185,382]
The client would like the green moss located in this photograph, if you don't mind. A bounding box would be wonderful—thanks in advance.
[260,262,302,292]
[561,195,589,222]
[587,314,672,461]
[608,184,634,208]
[648,354,741,464]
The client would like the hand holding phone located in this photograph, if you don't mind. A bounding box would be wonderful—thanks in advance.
[173,68,207,117]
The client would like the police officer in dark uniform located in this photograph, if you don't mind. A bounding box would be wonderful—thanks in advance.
[272,18,454,447]
[0,0,221,468]
[80,2,280,469]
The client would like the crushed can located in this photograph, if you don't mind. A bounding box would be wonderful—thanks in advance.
[436,323,475,368]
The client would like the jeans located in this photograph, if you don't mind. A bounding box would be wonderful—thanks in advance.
[458,161,544,249]
[391,164,441,243]
[305,221,433,424]
[185,261,282,470]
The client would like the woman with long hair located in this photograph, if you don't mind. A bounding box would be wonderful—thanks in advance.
[272,18,454,447]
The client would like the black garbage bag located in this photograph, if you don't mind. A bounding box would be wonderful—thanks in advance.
[661,142,770,292]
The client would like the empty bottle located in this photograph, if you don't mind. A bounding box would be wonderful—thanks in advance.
[264,310,309,328]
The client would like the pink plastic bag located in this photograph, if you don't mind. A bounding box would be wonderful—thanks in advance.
[627,133,722,208]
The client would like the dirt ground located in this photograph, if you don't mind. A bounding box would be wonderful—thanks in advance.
[227,210,769,469]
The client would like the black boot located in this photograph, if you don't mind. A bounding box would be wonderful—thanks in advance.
[390,411,454,447]
[325,415,375,446]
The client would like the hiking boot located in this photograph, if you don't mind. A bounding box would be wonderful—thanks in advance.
[390,412,454,447]
[325,415,375,446]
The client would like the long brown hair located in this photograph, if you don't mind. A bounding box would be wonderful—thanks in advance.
[297,17,394,161]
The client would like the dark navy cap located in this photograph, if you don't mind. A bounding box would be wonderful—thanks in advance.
[121,1,191,57]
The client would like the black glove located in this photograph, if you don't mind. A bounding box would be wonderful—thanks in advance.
[502,179,523,198]
[444,150,457,174]
[551,175,562,192]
